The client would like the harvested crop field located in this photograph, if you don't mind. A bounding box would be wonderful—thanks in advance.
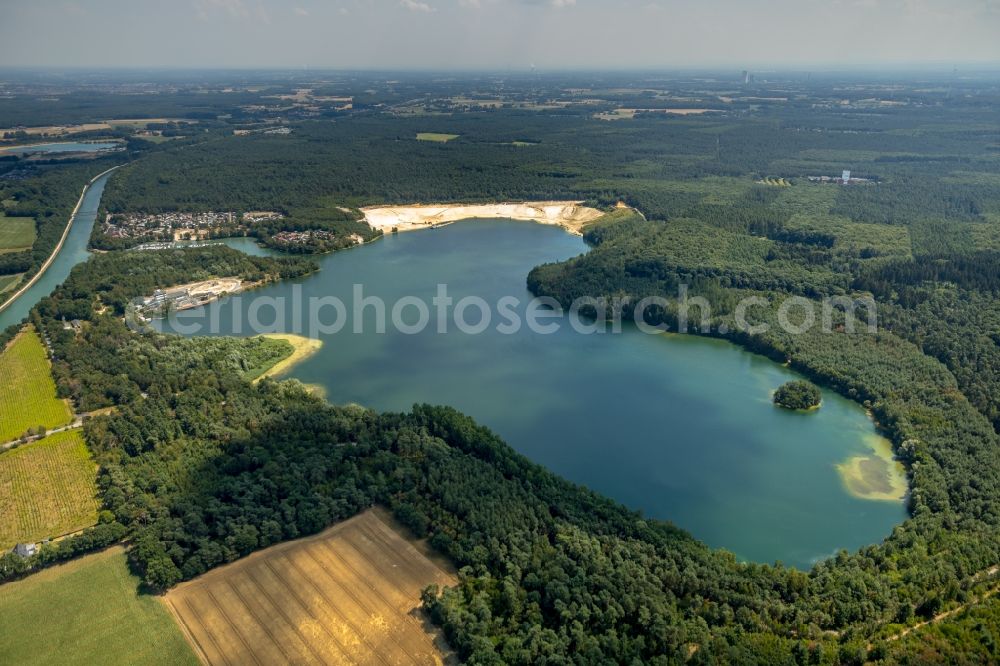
[164,509,456,666]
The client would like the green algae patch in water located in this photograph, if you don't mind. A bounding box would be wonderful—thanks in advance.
[837,434,908,502]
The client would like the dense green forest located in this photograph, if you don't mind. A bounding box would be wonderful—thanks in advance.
[4,73,1000,663]
[100,109,999,218]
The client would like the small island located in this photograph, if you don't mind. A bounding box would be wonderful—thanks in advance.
[773,380,822,411]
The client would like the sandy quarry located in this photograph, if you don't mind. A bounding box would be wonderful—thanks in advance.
[362,201,605,235]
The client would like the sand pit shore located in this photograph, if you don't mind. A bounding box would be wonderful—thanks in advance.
[254,334,323,383]
[362,201,605,236]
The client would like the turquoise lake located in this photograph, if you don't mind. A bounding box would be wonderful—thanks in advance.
[156,219,907,569]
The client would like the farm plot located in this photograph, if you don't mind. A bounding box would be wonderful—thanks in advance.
[0,546,198,666]
[164,509,457,666]
[0,327,73,442]
[0,430,100,548]
[416,132,459,142]
[0,212,35,252]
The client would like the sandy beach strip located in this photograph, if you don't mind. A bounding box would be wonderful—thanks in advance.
[361,201,605,235]
[254,333,323,383]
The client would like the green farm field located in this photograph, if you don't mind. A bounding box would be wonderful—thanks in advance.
[0,546,198,666]
[416,132,459,142]
[0,430,99,548]
[0,327,73,442]
[0,212,35,252]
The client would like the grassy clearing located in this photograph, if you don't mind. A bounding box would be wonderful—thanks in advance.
[0,547,198,666]
[0,430,99,548]
[774,184,912,257]
[416,132,459,142]
[0,212,35,253]
[773,180,837,215]
[0,274,21,293]
[0,328,73,442]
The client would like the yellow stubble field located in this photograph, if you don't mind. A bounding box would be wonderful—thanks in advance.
[163,509,456,666]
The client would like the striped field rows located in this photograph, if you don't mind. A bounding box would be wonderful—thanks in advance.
[164,510,456,666]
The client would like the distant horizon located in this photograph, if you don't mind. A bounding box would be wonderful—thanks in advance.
[2,63,999,75]
[1,0,997,71]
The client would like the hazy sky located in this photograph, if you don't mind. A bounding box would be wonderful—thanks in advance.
[1,0,998,70]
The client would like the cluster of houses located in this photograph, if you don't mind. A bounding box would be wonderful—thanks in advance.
[270,229,337,245]
[104,211,237,241]
[270,230,365,249]
[101,208,367,252]
[103,210,285,242]
[243,210,285,223]
[131,240,227,251]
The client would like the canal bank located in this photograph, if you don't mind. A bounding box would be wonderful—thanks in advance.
[0,166,121,329]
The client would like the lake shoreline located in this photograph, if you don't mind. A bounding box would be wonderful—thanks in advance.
[254,333,323,383]
[177,219,903,567]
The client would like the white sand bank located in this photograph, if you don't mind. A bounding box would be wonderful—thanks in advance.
[362,201,605,236]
